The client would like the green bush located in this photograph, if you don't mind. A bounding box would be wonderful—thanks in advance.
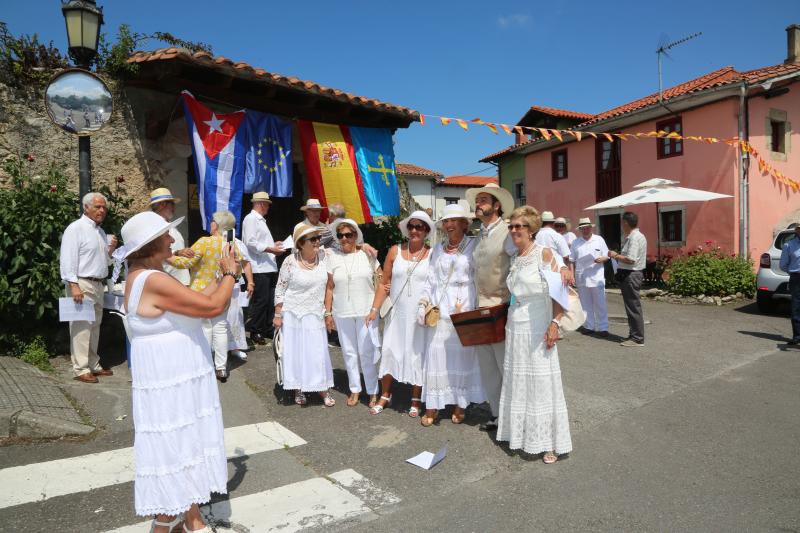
[0,156,131,353]
[666,246,755,297]
[18,336,53,372]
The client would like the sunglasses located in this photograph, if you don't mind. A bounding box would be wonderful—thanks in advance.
[336,232,356,239]
[304,236,321,243]
[507,223,530,231]
[407,223,428,232]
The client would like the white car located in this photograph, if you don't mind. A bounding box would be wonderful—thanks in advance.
[756,226,797,312]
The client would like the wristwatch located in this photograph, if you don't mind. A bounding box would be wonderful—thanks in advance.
[222,271,240,282]
[550,318,560,327]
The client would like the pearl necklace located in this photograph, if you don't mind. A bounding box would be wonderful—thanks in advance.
[299,253,318,270]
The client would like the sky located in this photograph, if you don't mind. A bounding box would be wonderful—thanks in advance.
[3,0,799,176]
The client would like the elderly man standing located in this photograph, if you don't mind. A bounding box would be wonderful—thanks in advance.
[570,218,610,337]
[609,211,647,347]
[60,192,117,383]
[536,211,572,274]
[243,192,285,345]
[148,187,193,285]
[779,223,800,345]
[555,217,577,248]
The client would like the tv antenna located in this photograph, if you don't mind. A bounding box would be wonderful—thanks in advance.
[657,32,702,103]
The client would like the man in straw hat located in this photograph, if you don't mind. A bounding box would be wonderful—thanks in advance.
[243,191,286,345]
[570,217,610,337]
[536,211,572,277]
[555,216,577,248]
[149,187,193,286]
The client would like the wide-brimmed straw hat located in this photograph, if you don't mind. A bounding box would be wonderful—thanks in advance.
[252,191,272,203]
[300,198,324,211]
[465,182,514,216]
[554,217,567,225]
[438,203,473,223]
[577,217,595,228]
[293,223,323,245]
[398,210,435,238]
[120,211,184,259]
[329,218,363,244]
[541,211,555,223]
[148,187,180,206]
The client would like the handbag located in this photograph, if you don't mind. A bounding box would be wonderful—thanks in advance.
[543,254,586,332]
[424,302,441,327]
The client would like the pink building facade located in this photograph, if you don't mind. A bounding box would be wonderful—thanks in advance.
[483,26,800,265]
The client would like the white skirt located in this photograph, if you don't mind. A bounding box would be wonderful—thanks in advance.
[421,318,486,410]
[280,311,334,392]
[379,307,426,386]
[227,287,247,351]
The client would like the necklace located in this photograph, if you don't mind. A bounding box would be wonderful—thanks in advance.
[342,251,358,300]
[445,235,465,254]
[404,244,426,296]
[299,252,318,270]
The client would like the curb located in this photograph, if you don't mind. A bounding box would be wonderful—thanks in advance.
[0,408,94,439]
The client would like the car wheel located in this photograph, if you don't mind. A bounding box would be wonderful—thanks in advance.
[756,290,776,313]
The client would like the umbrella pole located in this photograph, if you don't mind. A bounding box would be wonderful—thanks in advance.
[656,202,661,261]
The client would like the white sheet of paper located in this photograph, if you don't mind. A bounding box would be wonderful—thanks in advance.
[406,446,447,470]
[281,235,294,249]
[541,269,571,310]
[59,297,96,322]
[238,290,250,308]
[576,252,597,270]
[611,258,619,273]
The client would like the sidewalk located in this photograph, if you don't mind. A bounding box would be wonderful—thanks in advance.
[0,357,93,439]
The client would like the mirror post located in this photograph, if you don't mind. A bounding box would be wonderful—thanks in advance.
[79,135,91,201]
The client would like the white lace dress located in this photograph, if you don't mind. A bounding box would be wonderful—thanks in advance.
[125,270,227,517]
[275,252,334,392]
[379,246,430,386]
[420,238,486,410]
[496,245,573,455]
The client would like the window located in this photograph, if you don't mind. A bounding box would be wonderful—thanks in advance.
[512,180,526,207]
[771,120,787,153]
[552,149,568,180]
[444,197,459,205]
[657,117,683,159]
[659,206,685,245]
[596,139,621,202]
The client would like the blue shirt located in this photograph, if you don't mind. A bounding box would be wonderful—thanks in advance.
[779,235,800,273]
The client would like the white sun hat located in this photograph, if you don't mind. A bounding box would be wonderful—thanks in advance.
[541,211,555,222]
[465,182,514,216]
[292,223,323,245]
[120,211,184,259]
[577,217,595,228]
[398,210,435,238]
[438,203,473,223]
[330,218,363,244]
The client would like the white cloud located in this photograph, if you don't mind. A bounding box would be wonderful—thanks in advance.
[496,14,530,28]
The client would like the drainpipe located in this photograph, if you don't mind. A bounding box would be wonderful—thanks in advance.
[738,81,750,257]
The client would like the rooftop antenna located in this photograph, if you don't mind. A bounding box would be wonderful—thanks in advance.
[657,32,702,103]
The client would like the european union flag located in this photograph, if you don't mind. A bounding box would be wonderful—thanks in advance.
[349,126,400,217]
[244,111,293,196]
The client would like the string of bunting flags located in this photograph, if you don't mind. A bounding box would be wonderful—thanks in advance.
[418,113,798,192]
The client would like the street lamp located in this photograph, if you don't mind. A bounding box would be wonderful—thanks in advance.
[61,0,104,203]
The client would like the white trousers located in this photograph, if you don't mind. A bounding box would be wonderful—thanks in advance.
[68,279,104,376]
[577,285,609,331]
[203,312,229,371]
[334,316,380,394]
[477,341,505,417]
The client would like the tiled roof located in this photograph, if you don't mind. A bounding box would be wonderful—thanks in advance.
[127,48,419,120]
[479,140,535,163]
[396,163,443,178]
[741,62,800,83]
[523,105,595,122]
[438,175,498,187]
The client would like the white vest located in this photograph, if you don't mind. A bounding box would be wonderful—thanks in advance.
[474,224,511,307]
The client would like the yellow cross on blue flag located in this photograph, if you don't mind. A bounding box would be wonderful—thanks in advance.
[350,126,400,217]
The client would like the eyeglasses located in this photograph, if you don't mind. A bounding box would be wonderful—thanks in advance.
[507,223,530,231]
[336,232,356,239]
[407,223,428,232]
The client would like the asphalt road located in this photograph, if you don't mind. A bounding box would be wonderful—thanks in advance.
[1,294,798,532]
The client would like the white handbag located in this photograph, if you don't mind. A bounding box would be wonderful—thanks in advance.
[558,287,587,332]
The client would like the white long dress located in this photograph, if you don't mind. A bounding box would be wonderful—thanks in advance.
[496,245,573,455]
[420,238,486,410]
[275,252,334,392]
[126,270,227,517]
[379,246,430,386]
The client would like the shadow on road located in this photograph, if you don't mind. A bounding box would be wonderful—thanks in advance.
[733,301,789,316]
[737,330,791,342]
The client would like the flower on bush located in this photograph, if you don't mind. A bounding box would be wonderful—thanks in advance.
[49,184,57,192]
[116,175,125,183]
[25,153,35,162]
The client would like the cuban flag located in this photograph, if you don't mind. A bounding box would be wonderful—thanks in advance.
[181,91,247,234]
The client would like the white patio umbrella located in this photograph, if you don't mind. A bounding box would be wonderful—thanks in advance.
[584,178,733,257]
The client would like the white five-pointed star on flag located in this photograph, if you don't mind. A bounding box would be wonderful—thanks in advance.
[204,113,224,133]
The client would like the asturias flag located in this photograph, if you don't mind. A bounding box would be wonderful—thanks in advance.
[181,90,247,233]
[349,126,400,217]
[244,111,293,197]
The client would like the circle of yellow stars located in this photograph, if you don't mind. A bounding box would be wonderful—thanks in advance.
[257,137,289,174]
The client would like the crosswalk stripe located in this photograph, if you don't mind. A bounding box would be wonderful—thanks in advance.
[107,469,399,533]
[0,422,306,510]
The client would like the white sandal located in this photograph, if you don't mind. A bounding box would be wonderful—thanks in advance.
[408,397,422,418]
[369,395,391,414]
[183,524,211,533]
[149,516,182,532]
[322,391,336,407]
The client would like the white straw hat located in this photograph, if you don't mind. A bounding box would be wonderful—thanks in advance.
[577,217,595,228]
[148,187,180,206]
[398,210,435,238]
[465,182,514,216]
[541,211,555,222]
[554,217,567,224]
[300,198,324,211]
[120,211,184,259]
[438,203,473,223]
[292,223,323,245]
[330,218,363,244]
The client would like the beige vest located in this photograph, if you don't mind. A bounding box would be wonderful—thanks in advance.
[474,223,511,307]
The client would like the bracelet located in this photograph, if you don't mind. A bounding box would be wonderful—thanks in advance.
[274,313,282,318]
[370,307,378,313]
[222,271,240,281]
[323,311,332,318]
[550,318,560,326]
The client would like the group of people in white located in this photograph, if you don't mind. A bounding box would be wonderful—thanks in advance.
[58,181,649,532]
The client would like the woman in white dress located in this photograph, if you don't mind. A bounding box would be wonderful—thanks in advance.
[120,211,239,532]
[325,219,381,407]
[417,204,486,427]
[226,237,254,361]
[273,224,336,407]
[497,205,572,463]
[366,210,433,416]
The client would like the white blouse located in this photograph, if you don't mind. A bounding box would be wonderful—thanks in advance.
[326,249,378,317]
[274,252,329,318]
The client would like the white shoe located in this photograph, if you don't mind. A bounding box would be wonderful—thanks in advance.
[231,350,247,361]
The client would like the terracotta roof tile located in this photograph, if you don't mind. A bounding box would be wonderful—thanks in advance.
[525,105,595,121]
[127,48,419,120]
[396,163,443,178]
[439,175,498,186]
[479,140,537,162]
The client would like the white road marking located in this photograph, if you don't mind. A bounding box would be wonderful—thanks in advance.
[108,469,399,533]
[0,422,306,509]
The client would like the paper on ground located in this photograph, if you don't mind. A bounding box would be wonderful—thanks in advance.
[540,269,571,310]
[406,446,446,469]
[59,297,96,322]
